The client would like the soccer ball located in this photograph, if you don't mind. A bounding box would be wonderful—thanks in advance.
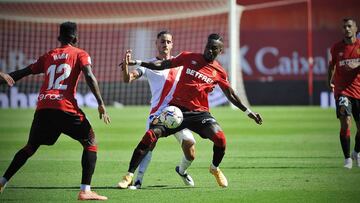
[159,106,183,129]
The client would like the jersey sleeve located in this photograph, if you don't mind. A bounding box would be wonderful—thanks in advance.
[217,66,231,89]
[135,66,145,78]
[78,50,92,67]
[170,52,189,68]
[29,54,46,74]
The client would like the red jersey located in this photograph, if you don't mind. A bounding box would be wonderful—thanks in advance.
[330,39,360,99]
[169,52,231,111]
[30,45,91,114]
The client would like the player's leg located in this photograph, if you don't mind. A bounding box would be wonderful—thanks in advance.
[336,96,353,169]
[201,123,228,187]
[174,129,196,186]
[118,126,164,189]
[1,109,57,193]
[339,116,352,168]
[187,112,228,187]
[351,99,360,167]
[0,143,40,193]
[352,121,360,167]
[131,143,157,189]
[131,117,157,189]
[63,111,107,200]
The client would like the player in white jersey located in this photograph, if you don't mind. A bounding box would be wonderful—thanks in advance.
[121,31,196,189]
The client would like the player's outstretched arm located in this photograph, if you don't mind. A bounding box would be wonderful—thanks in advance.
[82,64,111,124]
[0,72,15,86]
[221,86,262,125]
[126,58,172,70]
[0,66,33,86]
[121,50,141,83]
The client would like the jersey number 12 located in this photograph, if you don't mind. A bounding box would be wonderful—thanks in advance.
[47,64,71,90]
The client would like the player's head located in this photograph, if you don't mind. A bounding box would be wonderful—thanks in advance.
[156,30,173,58]
[203,33,224,62]
[58,21,78,45]
[342,17,358,39]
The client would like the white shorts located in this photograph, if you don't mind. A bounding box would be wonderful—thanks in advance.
[146,114,196,145]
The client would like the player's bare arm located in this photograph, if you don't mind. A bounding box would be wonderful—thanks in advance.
[82,64,111,124]
[327,64,335,91]
[121,50,141,83]
[0,72,15,86]
[221,86,263,125]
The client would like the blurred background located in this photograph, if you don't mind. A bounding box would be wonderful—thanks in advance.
[0,0,359,108]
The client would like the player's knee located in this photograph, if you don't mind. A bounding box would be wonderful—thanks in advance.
[153,127,164,138]
[141,129,158,146]
[211,131,226,148]
[84,145,98,152]
[22,144,39,156]
[340,128,351,137]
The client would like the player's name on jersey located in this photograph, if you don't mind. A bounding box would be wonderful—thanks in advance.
[53,53,69,61]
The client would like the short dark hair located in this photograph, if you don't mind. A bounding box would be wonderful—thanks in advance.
[58,21,77,43]
[208,33,223,42]
[157,30,172,39]
[343,17,357,26]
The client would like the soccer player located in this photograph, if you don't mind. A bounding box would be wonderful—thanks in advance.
[0,22,110,200]
[120,31,196,189]
[328,18,360,169]
[118,33,262,188]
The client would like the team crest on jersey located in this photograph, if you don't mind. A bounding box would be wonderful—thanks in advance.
[212,70,217,77]
[191,60,197,65]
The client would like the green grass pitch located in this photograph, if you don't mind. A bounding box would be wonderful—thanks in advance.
[0,106,360,202]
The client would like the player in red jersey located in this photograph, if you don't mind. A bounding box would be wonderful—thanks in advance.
[121,31,196,189]
[328,18,360,169]
[118,33,262,188]
[0,22,110,200]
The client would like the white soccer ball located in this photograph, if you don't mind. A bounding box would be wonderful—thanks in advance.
[159,106,183,129]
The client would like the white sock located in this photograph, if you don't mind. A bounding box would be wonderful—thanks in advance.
[179,156,192,175]
[135,151,152,183]
[0,177,7,186]
[210,163,218,170]
[80,184,91,192]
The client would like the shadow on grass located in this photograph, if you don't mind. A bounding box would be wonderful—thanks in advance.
[195,166,340,169]
[228,156,341,159]
[7,186,117,190]
[7,185,193,190]
[225,166,339,169]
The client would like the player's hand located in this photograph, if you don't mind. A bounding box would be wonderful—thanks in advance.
[0,72,15,86]
[125,49,132,65]
[329,83,335,92]
[248,112,263,125]
[119,49,133,68]
[98,104,111,124]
